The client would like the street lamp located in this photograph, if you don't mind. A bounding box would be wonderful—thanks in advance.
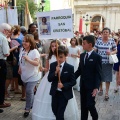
[38,0,45,12]
[83,14,92,32]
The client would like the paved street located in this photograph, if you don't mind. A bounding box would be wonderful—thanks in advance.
[0,74,120,120]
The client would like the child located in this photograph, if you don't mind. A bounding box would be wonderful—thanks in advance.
[75,35,102,120]
[48,45,76,120]
[67,37,80,91]
[32,41,79,120]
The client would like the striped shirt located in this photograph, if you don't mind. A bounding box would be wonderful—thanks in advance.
[94,37,117,64]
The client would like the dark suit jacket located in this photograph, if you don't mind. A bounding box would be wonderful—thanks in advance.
[48,61,76,100]
[75,51,102,90]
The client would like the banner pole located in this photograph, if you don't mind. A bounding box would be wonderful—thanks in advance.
[4,0,8,23]
[56,40,61,83]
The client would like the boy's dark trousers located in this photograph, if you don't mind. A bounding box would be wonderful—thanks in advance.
[75,51,102,120]
[80,83,98,120]
[48,61,76,120]
[52,90,68,120]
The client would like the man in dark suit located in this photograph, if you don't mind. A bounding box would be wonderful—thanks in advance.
[48,46,76,120]
[75,35,102,120]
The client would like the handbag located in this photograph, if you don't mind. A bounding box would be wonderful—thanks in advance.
[108,40,118,64]
[109,54,118,64]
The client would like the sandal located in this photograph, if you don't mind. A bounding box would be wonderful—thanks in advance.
[98,90,103,96]
[104,94,109,101]
[5,94,14,99]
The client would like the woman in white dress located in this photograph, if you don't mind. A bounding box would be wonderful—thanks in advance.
[67,37,80,91]
[32,40,80,120]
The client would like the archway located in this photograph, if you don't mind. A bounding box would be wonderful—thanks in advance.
[90,15,105,32]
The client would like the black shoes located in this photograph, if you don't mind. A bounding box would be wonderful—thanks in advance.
[0,109,3,113]
[23,111,30,118]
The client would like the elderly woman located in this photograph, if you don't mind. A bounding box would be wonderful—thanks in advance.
[94,27,117,101]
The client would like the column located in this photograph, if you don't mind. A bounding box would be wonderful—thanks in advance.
[115,11,120,32]
[105,7,110,28]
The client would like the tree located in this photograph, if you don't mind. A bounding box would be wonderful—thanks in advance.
[16,0,37,19]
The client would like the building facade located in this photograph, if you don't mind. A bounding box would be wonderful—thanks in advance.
[73,0,120,33]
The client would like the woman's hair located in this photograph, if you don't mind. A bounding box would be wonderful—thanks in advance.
[13,25,21,35]
[102,27,111,34]
[33,31,39,40]
[70,37,78,46]
[28,23,37,33]
[48,40,61,60]
[78,37,83,45]
[24,34,36,50]
[42,17,47,23]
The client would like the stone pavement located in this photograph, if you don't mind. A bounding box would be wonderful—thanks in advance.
[0,74,120,120]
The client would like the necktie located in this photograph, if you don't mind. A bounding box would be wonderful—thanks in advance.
[85,53,88,64]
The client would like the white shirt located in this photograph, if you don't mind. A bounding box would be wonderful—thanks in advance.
[84,49,94,64]
[0,32,9,60]
[19,49,40,83]
[57,61,65,91]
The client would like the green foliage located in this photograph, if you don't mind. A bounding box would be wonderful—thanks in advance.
[44,0,50,11]
[16,0,37,19]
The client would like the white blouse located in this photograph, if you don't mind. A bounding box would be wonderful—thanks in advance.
[19,49,40,83]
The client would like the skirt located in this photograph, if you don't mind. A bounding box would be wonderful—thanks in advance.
[6,61,13,79]
[102,64,113,82]
[113,62,120,72]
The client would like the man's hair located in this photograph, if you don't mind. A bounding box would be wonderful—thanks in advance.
[20,26,27,35]
[20,26,26,33]
[0,23,11,32]
[83,35,95,47]
[58,45,68,56]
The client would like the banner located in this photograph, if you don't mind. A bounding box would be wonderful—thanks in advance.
[25,1,33,29]
[7,7,18,25]
[37,9,73,39]
[0,9,6,24]
[0,7,18,25]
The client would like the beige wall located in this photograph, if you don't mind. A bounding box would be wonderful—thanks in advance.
[50,0,72,10]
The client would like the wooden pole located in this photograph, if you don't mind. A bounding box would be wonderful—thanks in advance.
[4,0,8,23]
[56,40,61,83]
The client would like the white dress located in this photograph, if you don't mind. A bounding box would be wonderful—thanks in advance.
[32,55,80,120]
[67,46,80,91]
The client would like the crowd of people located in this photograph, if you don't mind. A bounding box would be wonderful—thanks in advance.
[0,22,120,120]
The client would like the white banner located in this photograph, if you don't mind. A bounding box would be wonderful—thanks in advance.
[7,7,18,25]
[0,9,6,24]
[36,9,73,39]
